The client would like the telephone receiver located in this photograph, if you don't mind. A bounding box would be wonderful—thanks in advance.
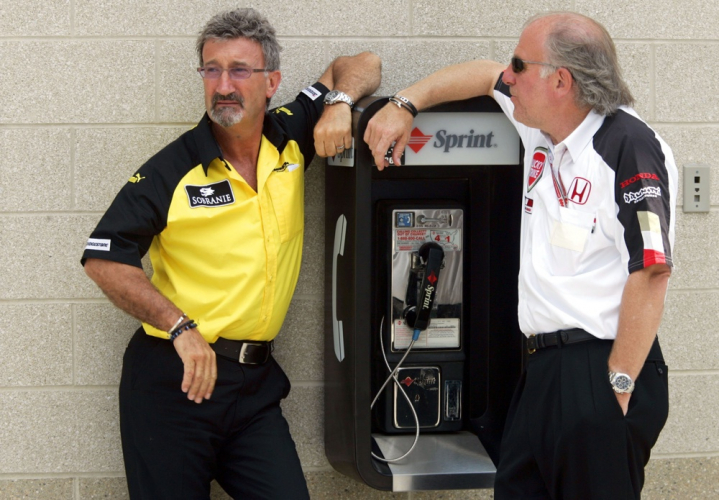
[332,214,347,362]
[402,241,445,332]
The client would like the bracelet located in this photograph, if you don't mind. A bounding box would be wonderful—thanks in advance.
[388,97,417,118]
[170,320,198,341]
[167,313,187,336]
[393,94,419,117]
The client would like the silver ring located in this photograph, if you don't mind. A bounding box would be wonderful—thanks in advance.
[336,145,345,150]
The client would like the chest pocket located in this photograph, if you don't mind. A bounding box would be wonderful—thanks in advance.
[544,206,597,276]
[266,163,304,242]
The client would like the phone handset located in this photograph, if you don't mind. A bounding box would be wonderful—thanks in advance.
[403,241,445,338]
[332,214,347,362]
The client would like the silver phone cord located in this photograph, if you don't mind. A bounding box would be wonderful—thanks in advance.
[370,316,421,463]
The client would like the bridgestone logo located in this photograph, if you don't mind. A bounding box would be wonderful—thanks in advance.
[85,238,111,251]
[301,86,321,100]
[624,186,661,204]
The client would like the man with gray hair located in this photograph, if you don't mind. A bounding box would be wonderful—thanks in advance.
[82,8,380,499]
[366,11,675,499]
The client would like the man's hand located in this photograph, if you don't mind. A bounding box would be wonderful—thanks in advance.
[314,103,352,157]
[615,392,631,416]
[363,103,414,170]
[172,328,217,404]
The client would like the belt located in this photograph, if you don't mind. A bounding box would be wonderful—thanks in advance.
[526,328,596,354]
[211,337,274,364]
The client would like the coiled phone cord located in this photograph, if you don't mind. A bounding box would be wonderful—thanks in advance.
[370,316,421,463]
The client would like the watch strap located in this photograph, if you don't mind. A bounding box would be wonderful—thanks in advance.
[324,90,354,108]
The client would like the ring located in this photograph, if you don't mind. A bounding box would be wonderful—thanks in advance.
[336,145,345,151]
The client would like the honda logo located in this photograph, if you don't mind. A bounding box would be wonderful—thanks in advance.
[567,177,591,205]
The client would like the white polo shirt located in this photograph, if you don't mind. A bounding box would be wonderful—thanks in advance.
[493,76,678,339]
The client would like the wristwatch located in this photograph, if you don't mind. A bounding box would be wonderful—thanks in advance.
[608,371,635,394]
[323,90,354,109]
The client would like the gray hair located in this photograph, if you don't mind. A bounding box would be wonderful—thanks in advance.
[529,13,634,115]
[196,8,282,71]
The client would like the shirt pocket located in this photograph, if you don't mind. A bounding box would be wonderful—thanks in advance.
[546,207,596,276]
[266,164,304,243]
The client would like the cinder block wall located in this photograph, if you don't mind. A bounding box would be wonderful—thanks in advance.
[1,1,717,498]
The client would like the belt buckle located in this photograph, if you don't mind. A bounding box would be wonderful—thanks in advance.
[527,334,536,354]
[238,342,268,365]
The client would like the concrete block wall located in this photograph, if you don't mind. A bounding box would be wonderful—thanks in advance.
[1,1,717,498]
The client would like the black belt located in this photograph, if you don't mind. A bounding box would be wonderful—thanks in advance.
[526,328,596,354]
[211,337,274,364]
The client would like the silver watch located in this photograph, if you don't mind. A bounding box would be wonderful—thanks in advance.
[323,90,354,108]
[608,371,635,394]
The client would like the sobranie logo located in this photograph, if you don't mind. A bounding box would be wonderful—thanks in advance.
[185,180,235,208]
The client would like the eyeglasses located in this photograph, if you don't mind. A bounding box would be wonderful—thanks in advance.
[197,66,267,80]
[510,57,558,73]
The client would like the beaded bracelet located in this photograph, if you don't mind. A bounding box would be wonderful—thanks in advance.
[170,320,197,341]
[167,313,188,337]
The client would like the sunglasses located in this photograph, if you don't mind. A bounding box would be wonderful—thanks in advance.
[510,56,558,73]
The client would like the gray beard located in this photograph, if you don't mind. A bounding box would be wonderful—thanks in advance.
[210,92,244,128]
[210,106,243,128]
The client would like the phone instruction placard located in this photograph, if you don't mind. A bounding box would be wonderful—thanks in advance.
[393,318,460,350]
[395,228,462,253]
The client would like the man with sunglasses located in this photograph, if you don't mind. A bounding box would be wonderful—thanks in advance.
[81,8,380,499]
[365,11,675,500]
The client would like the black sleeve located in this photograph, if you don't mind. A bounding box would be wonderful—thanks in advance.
[267,82,330,165]
[80,141,185,268]
[595,110,674,272]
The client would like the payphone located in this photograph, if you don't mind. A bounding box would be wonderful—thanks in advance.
[324,96,524,491]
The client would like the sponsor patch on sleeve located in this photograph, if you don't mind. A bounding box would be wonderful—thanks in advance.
[637,211,666,266]
[301,85,322,100]
[85,238,111,251]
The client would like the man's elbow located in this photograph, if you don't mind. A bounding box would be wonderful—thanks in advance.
[83,258,101,282]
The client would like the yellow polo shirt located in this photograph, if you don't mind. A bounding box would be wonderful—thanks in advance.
[82,83,329,342]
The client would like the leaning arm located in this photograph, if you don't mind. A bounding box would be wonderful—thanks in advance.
[84,258,216,404]
[608,263,671,414]
[314,51,382,157]
[364,60,505,169]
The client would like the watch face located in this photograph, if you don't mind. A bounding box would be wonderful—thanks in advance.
[324,90,339,103]
[614,375,631,391]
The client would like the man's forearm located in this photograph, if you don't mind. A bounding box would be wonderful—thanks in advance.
[393,59,505,112]
[83,258,182,334]
[609,264,672,379]
[319,51,381,101]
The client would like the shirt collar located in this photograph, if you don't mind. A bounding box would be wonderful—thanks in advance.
[190,112,288,176]
[191,113,224,176]
[550,109,606,162]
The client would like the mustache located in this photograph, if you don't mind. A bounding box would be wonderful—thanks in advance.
[211,92,244,108]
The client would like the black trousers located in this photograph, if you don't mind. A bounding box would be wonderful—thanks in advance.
[494,336,668,500]
[119,328,309,500]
